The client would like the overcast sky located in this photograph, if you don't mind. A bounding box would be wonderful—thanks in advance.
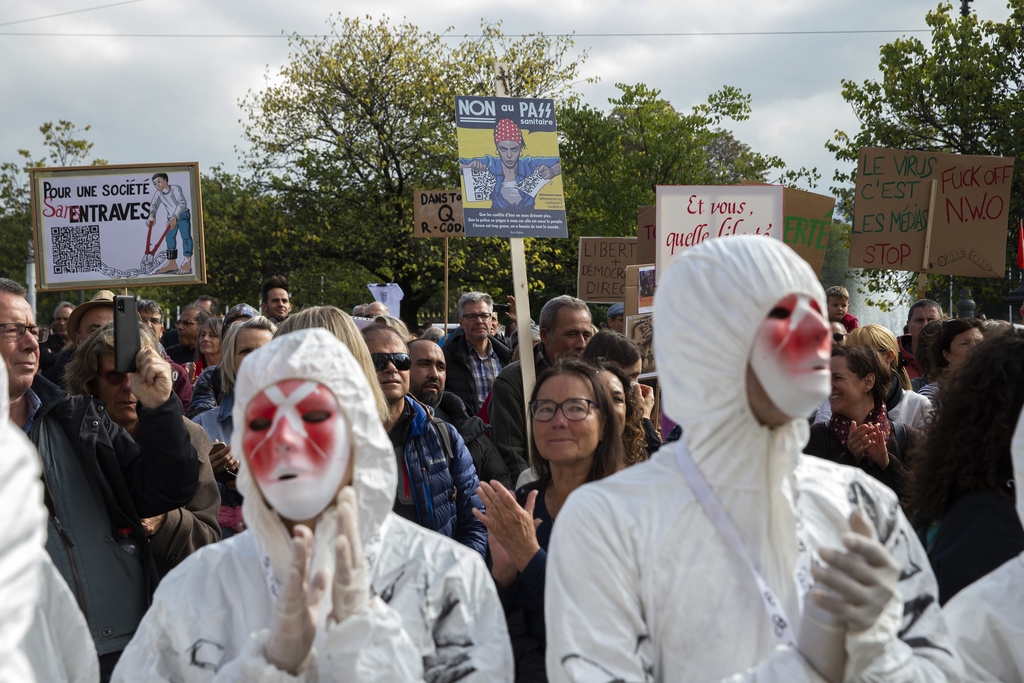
[0,0,1013,202]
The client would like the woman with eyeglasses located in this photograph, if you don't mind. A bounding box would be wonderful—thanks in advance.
[192,315,277,536]
[474,358,624,682]
[64,323,221,577]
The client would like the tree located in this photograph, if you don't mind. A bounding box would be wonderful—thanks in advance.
[827,2,1024,312]
[0,121,106,315]
[239,16,591,325]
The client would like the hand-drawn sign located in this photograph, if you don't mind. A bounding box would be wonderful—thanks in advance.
[413,190,464,238]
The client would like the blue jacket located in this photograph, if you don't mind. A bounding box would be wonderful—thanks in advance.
[398,396,487,559]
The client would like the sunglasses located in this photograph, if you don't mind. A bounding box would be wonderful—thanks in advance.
[100,369,130,386]
[371,352,411,372]
[832,332,847,343]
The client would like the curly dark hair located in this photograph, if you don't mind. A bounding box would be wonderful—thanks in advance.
[589,360,647,467]
[906,327,1023,522]
[529,358,624,488]
[831,344,891,407]
[926,317,985,377]
[914,319,943,382]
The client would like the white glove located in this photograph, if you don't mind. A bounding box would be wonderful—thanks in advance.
[810,511,900,633]
[797,596,847,683]
[265,525,329,675]
[330,487,370,624]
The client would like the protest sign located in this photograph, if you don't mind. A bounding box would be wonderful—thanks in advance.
[655,185,783,279]
[413,190,464,237]
[637,205,656,264]
[853,147,1014,277]
[626,313,655,374]
[30,163,204,290]
[454,96,567,238]
[743,181,836,276]
[576,237,638,303]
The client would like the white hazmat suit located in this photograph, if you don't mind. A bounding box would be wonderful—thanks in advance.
[545,236,962,682]
[113,329,512,681]
[942,400,1024,681]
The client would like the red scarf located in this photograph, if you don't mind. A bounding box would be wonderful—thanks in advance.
[829,401,890,450]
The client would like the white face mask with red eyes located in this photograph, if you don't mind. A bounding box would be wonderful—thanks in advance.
[243,379,351,522]
[749,293,832,420]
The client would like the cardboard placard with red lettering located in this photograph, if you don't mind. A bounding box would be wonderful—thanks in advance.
[853,147,1014,277]
[655,185,783,279]
[637,205,656,264]
[576,236,638,303]
[413,190,464,237]
[29,162,206,290]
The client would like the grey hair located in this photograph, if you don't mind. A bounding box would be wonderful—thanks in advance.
[53,300,74,317]
[457,291,493,317]
[539,295,590,332]
[0,278,27,297]
[136,299,161,316]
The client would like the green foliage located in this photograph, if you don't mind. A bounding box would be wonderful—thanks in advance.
[828,2,1024,310]
[238,16,591,324]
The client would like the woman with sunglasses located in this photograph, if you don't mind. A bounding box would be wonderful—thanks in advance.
[64,323,221,576]
[474,359,623,682]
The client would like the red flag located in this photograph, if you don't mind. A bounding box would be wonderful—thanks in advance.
[1018,220,1024,270]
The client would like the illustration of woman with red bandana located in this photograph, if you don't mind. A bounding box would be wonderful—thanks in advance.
[459,119,561,210]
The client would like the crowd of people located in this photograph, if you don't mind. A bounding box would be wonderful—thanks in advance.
[2,243,1023,682]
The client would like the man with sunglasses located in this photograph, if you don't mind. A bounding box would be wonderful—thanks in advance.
[0,278,199,680]
[363,324,487,559]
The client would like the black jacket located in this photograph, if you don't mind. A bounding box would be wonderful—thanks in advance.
[442,328,513,414]
[435,390,512,489]
[30,374,200,601]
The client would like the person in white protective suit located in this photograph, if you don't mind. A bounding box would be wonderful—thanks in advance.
[0,358,97,683]
[545,236,962,682]
[943,399,1024,681]
[113,329,513,681]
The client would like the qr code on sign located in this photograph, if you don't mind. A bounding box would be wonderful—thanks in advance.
[51,225,102,274]
[462,167,497,202]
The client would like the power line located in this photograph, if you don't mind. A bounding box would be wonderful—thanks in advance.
[0,0,147,28]
[0,28,931,39]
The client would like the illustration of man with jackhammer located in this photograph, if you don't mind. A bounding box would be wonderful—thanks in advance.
[145,172,192,275]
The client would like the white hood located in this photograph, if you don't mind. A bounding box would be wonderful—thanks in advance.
[233,328,397,597]
[1011,401,1024,532]
[653,235,828,623]
[0,359,46,666]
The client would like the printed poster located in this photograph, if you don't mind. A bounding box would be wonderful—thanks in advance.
[30,163,205,290]
[455,96,567,238]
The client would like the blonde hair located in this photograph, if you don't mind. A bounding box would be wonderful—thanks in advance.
[221,316,277,396]
[276,306,389,424]
[846,324,910,390]
[64,323,158,396]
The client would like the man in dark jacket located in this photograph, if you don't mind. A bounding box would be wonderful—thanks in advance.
[363,323,487,559]
[443,292,512,415]
[0,278,199,680]
[409,338,512,489]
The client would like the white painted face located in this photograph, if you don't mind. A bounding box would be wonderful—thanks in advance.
[749,293,832,419]
[243,379,351,522]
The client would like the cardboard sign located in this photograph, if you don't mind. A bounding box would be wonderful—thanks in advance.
[637,205,656,264]
[853,147,1015,277]
[741,181,835,275]
[655,185,783,279]
[413,190,464,237]
[576,237,638,303]
[30,163,205,290]
[454,96,567,238]
[626,313,655,374]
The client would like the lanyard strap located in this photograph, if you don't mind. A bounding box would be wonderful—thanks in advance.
[674,441,799,647]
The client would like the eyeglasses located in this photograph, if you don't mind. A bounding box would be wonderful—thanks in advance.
[461,313,492,322]
[530,398,598,422]
[176,319,199,327]
[832,333,846,343]
[0,323,49,343]
[100,369,130,386]
[371,352,412,371]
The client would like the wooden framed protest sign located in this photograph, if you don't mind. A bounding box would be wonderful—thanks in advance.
[852,147,1014,278]
[30,162,205,290]
[455,96,567,238]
